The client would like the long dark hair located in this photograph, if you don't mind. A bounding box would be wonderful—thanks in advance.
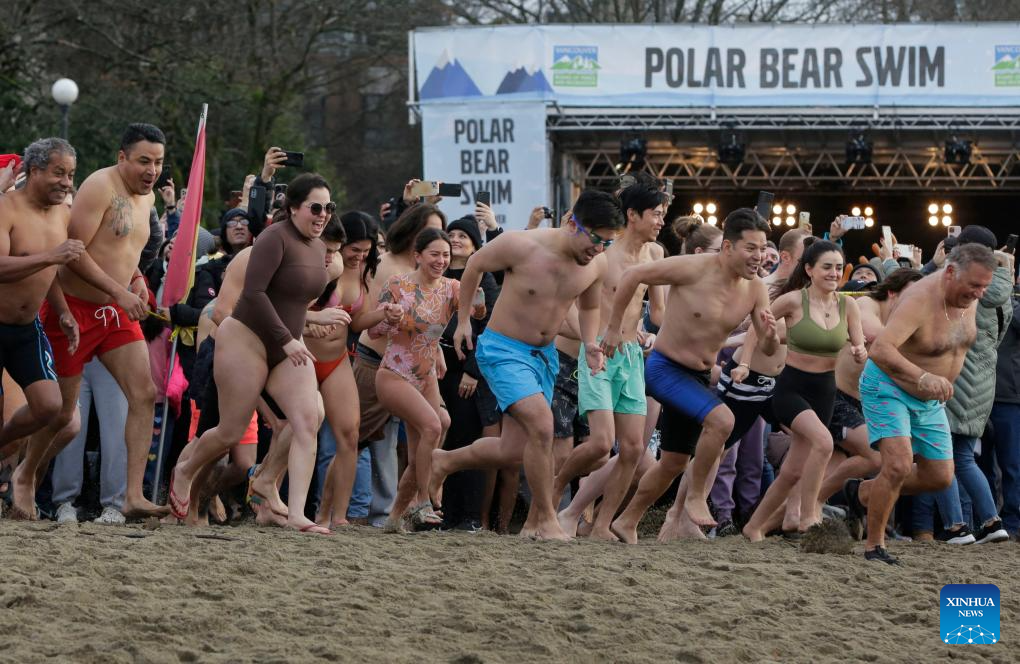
[272,173,330,225]
[314,216,346,309]
[386,203,446,255]
[869,268,923,302]
[340,210,379,290]
[781,238,844,296]
[413,228,451,256]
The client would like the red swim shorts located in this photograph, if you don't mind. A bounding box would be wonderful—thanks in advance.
[41,293,145,377]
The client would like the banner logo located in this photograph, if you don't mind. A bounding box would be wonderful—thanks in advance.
[941,584,1000,644]
[993,46,1020,87]
[552,46,599,87]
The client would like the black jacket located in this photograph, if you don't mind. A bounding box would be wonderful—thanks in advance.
[995,297,1020,405]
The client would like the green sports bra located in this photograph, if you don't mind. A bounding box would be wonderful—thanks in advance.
[786,289,848,358]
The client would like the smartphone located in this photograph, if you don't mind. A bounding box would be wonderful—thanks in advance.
[1005,234,1018,254]
[895,243,914,258]
[948,225,962,238]
[409,180,438,197]
[755,191,774,222]
[882,225,894,250]
[155,165,171,190]
[0,154,21,171]
[842,216,866,230]
[542,206,554,220]
[798,211,811,230]
[664,179,674,199]
[273,183,288,196]
[281,150,304,168]
[438,182,462,197]
[476,191,491,207]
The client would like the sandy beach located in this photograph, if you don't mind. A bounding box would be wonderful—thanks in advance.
[1,518,1016,663]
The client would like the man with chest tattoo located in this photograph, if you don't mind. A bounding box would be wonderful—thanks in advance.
[603,209,778,543]
[14,124,168,519]
[553,184,666,539]
[0,139,85,510]
[430,191,624,541]
[845,243,997,564]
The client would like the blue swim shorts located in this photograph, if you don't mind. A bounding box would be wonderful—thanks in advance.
[858,359,952,461]
[475,329,558,412]
[644,349,723,456]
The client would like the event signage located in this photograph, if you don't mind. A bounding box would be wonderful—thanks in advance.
[421,102,549,231]
[411,24,1020,107]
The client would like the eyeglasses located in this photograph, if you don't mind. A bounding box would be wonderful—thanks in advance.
[304,201,337,216]
[571,215,614,248]
[225,218,249,228]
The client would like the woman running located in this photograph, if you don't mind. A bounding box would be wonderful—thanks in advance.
[168,173,338,535]
[742,239,867,540]
[372,228,487,528]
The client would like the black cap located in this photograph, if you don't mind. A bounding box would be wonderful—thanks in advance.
[958,224,997,250]
[447,216,483,252]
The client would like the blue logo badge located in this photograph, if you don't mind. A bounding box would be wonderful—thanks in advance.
[940,584,1000,644]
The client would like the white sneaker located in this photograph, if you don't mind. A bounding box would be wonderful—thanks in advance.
[94,506,126,525]
[56,502,78,524]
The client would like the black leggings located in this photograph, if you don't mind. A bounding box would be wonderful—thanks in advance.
[770,365,836,430]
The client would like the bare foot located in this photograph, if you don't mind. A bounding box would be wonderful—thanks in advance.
[248,472,288,517]
[287,518,333,536]
[254,503,289,527]
[656,512,705,542]
[10,464,37,520]
[588,527,620,542]
[428,449,450,507]
[123,496,171,519]
[682,498,717,528]
[742,523,765,543]
[329,518,351,529]
[610,517,638,545]
[519,520,572,542]
[576,518,594,538]
[557,509,581,538]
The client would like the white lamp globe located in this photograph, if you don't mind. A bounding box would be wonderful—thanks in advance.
[51,78,79,106]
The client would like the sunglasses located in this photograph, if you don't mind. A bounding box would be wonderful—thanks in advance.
[304,201,337,216]
[225,218,249,228]
[571,215,614,248]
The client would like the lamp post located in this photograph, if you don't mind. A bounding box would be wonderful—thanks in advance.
[51,78,79,140]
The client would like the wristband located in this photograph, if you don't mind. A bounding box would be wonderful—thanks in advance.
[738,362,750,369]
[917,372,930,390]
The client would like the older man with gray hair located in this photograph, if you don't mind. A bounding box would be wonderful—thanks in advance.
[0,138,85,512]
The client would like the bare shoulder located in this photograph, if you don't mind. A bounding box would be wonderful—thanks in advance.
[77,166,117,199]
[226,247,253,275]
[645,241,665,261]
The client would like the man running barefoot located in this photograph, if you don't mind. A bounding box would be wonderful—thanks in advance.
[603,209,778,543]
[17,124,168,519]
[847,244,996,564]
[431,191,624,541]
[0,139,84,475]
[554,184,665,539]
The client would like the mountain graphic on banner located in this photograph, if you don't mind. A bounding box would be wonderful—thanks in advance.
[496,65,553,94]
[420,49,482,99]
[992,55,1017,70]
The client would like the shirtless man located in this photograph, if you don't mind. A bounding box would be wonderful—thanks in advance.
[0,139,84,482]
[16,124,167,519]
[554,184,666,539]
[431,190,624,540]
[604,208,778,543]
[845,244,997,564]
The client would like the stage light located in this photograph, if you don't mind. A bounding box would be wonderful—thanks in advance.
[619,137,647,170]
[942,203,953,214]
[772,216,782,226]
[707,215,718,225]
[693,202,704,214]
[772,204,782,215]
[851,206,861,216]
[928,203,939,214]
[785,216,795,226]
[865,218,874,227]
[942,216,952,226]
[846,132,873,165]
[784,204,795,215]
[928,216,939,226]
[718,133,745,169]
[706,202,717,214]
[944,137,972,165]
[864,206,873,217]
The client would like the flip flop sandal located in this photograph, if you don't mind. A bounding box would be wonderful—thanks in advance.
[168,468,190,520]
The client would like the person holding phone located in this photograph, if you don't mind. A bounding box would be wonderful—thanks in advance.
[168,173,333,535]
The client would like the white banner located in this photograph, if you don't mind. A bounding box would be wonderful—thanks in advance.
[421,102,549,232]
[412,24,1020,107]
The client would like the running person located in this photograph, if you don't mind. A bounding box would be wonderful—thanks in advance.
[0,139,84,486]
[604,209,778,543]
[373,228,486,528]
[168,174,334,535]
[430,191,624,541]
[847,244,997,564]
[16,125,167,519]
[555,183,666,539]
[742,240,867,541]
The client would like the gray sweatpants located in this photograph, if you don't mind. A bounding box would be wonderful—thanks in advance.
[51,359,128,509]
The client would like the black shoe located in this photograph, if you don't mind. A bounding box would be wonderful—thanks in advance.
[714,520,739,538]
[453,519,483,533]
[864,546,900,565]
[842,479,865,520]
[975,518,1009,544]
[936,525,976,545]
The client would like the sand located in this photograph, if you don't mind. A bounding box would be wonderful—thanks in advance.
[1,518,1017,663]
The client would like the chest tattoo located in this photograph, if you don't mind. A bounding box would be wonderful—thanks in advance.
[108,196,134,238]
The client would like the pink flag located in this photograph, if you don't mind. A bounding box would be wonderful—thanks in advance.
[160,104,207,308]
